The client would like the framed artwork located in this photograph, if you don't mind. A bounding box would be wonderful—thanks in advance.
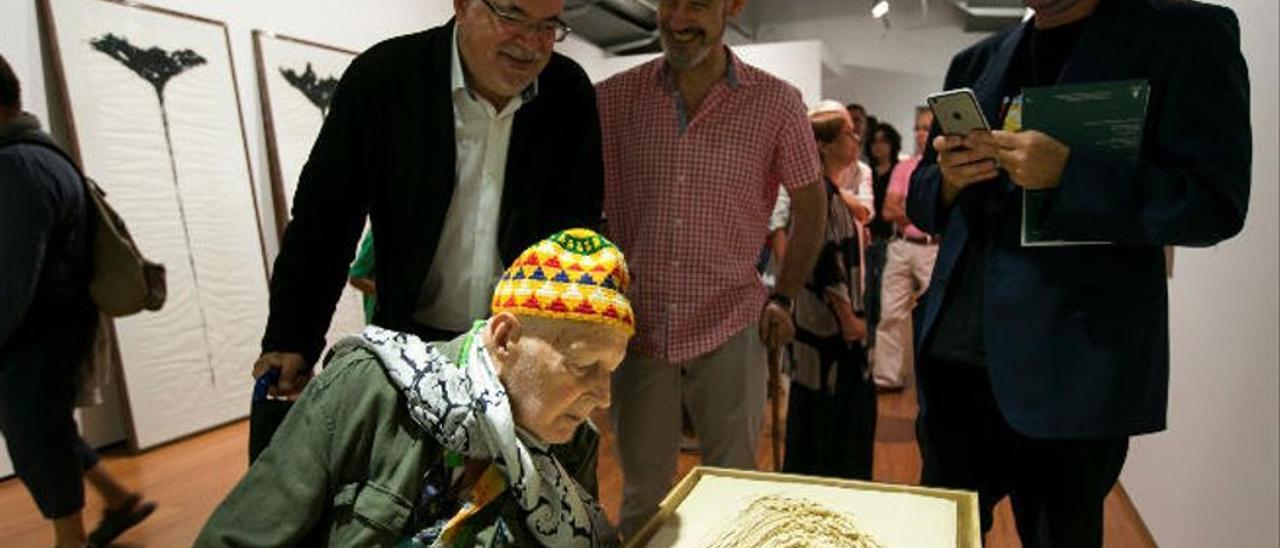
[633,467,981,548]
[252,30,367,349]
[251,31,357,239]
[39,0,270,449]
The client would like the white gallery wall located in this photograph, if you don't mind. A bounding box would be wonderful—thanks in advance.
[1119,0,1280,546]
[754,5,987,139]
[824,64,943,152]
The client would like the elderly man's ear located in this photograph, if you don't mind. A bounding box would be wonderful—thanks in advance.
[487,312,525,367]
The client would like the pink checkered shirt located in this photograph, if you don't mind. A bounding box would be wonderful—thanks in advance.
[598,52,820,363]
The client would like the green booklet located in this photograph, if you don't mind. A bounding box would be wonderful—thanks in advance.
[1020,80,1150,246]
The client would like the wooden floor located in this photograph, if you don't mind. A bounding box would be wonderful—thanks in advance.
[0,378,1155,546]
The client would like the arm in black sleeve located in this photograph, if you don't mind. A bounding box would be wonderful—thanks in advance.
[260,56,372,365]
[0,150,56,348]
[1045,7,1251,246]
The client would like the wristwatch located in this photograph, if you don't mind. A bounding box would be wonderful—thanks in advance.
[766,292,795,314]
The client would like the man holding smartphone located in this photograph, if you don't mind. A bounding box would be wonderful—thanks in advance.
[908,0,1251,545]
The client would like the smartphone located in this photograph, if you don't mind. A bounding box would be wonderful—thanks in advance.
[927,88,990,136]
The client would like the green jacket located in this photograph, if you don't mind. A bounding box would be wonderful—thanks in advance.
[196,336,600,547]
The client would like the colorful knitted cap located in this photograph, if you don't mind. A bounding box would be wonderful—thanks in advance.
[491,228,634,337]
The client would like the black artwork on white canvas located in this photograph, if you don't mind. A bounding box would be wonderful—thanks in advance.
[280,63,339,117]
[90,33,218,384]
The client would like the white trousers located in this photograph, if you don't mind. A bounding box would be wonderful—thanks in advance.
[872,239,938,387]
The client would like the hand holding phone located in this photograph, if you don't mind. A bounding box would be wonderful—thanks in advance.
[927,89,1000,203]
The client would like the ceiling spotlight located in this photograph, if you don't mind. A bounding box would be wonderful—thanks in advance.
[871,0,890,18]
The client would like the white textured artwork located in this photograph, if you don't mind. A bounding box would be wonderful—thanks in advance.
[252,31,366,349]
[644,474,958,548]
[41,0,269,449]
[702,495,885,548]
[0,437,11,479]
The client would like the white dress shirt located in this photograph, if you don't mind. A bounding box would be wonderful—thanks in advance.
[413,29,533,331]
[838,160,876,217]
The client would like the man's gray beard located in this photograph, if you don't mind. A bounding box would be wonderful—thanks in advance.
[663,41,711,70]
[660,27,723,71]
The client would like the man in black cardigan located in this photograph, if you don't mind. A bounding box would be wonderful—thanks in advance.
[253,0,603,397]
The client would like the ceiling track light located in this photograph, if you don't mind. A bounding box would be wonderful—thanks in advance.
[871,0,890,19]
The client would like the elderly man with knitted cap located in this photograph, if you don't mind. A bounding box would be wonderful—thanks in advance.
[197,229,632,547]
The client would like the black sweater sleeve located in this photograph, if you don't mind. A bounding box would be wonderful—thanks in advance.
[260,52,372,365]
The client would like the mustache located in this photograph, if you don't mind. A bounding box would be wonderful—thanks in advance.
[573,397,607,415]
[662,26,706,41]
[498,44,538,62]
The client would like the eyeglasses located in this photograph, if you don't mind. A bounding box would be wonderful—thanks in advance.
[479,0,572,42]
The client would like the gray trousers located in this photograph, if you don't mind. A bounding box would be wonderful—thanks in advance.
[610,325,767,537]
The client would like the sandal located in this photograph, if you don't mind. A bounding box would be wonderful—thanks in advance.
[85,494,157,547]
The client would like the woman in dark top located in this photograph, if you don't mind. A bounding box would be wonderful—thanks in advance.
[864,122,902,348]
[869,122,902,239]
[782,105,876,480]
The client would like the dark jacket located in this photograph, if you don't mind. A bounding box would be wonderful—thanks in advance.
[196,335,600,547]
[262,21,605,365]
[0,115,97,368]
[908,0,1251,438]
